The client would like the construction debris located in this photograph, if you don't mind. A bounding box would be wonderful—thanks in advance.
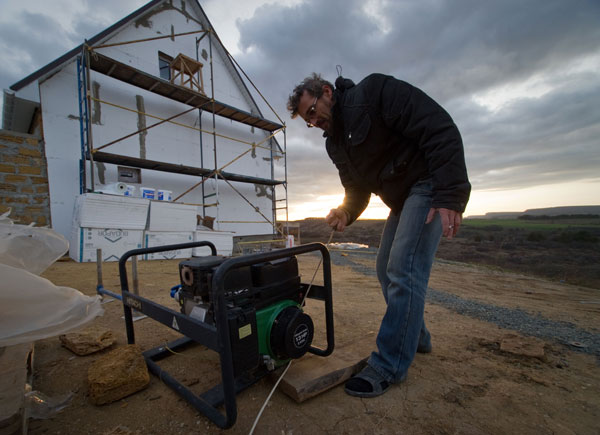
[87,345,149,405]
[60,327,115,356]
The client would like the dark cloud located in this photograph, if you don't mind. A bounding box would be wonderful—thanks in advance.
[2,0,598,216]
[0,2,144,91]
[0,11,78,86]
[234,0,600,207]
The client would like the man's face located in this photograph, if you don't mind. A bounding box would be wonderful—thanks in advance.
[297,86,334,134]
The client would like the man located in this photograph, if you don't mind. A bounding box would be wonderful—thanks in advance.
[287,73,470,397]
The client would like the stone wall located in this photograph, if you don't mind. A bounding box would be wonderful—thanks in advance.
[0,130,51,226]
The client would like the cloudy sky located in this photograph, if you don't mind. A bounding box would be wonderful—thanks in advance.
[1,0,599,219]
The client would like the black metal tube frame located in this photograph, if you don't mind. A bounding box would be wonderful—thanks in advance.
[117,241,334,429]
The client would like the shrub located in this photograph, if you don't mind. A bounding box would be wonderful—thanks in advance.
[527,232,546,242]
[482,225,504,232]
[555,231,598,244]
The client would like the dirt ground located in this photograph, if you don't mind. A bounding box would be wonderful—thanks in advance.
[29,250,600,435]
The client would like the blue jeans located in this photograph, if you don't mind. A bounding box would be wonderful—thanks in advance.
[368,179,442,383]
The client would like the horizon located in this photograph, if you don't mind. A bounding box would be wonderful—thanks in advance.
[283,204,600,221]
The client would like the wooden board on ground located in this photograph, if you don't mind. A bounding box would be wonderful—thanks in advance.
[0,343,34,434]
[278,335,375,402]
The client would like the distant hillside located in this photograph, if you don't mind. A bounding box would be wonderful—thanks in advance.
[469,205,600,219]
[522,205,600,215]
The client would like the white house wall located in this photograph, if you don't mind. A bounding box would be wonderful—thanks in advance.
[38,0,279,239]
[14,81,40,103]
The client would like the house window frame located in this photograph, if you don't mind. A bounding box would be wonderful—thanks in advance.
[158,52,173,81]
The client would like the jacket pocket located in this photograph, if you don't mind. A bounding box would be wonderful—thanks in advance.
[379,151,409,182]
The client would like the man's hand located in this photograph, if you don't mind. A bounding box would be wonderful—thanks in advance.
[426,207,462,239]
[325,208,349,232]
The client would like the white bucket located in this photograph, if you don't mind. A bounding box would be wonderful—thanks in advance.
[124,185,136,197]
[141,187,155,199]
[285,235,295,248]
[157,189,172,201]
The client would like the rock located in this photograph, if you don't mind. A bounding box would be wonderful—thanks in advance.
[60,327,116,356]
[87,345,149,405]
[500,334,546,360]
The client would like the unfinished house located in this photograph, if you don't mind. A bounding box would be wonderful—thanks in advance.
[2,0,289,261]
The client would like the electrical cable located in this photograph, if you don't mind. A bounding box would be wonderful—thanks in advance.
[248,229,336,435]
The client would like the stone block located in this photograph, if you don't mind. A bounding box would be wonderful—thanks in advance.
[18,147,41,157]
[35,216,48,226]
[25,206,43,214]
[60,327,116,356]
[4,175,27,183]
[87,345,149,405]
[0,134,24,144]
[18,166,41,175]
[0,164,15,173]
[4,156,30,165]
[30,177,48,185]
[0,183,17,192]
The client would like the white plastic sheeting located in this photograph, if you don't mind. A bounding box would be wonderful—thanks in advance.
[0,212,103,347]
[0,221,70,275]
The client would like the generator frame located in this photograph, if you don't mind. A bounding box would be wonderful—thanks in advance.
[118,241,334,429]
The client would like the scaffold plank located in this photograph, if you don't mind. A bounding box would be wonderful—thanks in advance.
[92,151,284,186]
[88,52,283,132]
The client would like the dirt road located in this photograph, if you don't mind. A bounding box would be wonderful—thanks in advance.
[30,250,600,434]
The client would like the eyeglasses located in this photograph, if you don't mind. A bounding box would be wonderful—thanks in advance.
[305,96,318,128]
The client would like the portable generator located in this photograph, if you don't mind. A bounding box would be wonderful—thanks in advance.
[175,254,315,372]
[118,241,334,429]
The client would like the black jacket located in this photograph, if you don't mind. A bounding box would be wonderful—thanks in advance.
[325,74,471,223]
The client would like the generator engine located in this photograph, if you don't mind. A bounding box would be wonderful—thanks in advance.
[174,255,314,374]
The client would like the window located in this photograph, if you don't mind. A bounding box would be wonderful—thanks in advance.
[158,52,173,80]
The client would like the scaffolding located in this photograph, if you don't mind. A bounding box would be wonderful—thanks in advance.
[76,27,290,242]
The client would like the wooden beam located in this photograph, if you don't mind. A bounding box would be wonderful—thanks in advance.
[276,335,375,402]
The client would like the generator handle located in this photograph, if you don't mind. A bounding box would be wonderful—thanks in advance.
[118,241,217,347]
[118,241,217,292]
[211,243,333,428]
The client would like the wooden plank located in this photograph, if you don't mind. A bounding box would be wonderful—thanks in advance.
[277,335,375,402]
[87,52,283,131]
[0,343,34,434]
[91,152,285,186]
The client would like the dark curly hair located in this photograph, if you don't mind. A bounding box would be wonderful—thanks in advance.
[287,73,334,118]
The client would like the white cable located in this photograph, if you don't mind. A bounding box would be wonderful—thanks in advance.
[248,230,336,435]
[248,359,292,435]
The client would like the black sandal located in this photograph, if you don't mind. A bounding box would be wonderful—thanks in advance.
[344,365,391,398]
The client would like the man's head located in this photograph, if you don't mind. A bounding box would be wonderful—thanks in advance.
[287,73,335,134]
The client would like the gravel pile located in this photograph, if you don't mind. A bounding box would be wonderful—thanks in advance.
[324,250,600,358]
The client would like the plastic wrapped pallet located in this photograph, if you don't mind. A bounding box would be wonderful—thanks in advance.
[73,193,149,230]
[143,231,194,260]
[69,227,144,262]
[146,201,197,232]
[193,229,234,256]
